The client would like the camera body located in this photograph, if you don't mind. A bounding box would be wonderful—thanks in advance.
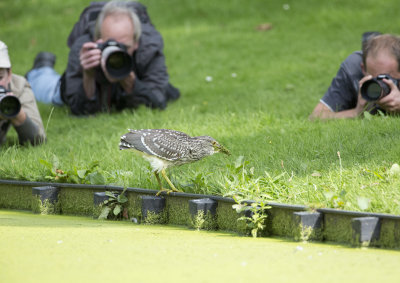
[360,74,400,101]
[0,86,21,119]
[97,40,133,80]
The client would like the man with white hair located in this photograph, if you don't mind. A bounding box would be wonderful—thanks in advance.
[27,1,179,115]
[0,40,46,145]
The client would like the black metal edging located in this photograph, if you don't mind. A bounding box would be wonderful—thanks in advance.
[266,201,308,211]
[1,179,399,220]
[317,208,400,220]
[2,178,400,248]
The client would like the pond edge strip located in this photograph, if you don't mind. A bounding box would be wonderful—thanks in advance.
[0,179,399,249]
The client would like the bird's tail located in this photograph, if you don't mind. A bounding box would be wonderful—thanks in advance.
[119,141,132,150]
[119,133,135,151]
[119,132,142,151]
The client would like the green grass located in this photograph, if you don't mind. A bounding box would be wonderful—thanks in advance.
[1,0,400,214]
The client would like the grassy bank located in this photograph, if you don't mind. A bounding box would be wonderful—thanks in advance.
[0,0,400,214]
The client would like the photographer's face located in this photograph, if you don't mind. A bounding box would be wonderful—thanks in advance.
[364,52,400,79]
[0,68,11,88]
[101,14,138,55]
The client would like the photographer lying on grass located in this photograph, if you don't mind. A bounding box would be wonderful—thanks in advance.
[0,41,46,146]
[310,33,400,120]
[27,0,179,116]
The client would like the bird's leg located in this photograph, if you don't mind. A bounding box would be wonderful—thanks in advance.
[154,171,163,191]
[161,169,179,192]
[154,172,167,196]
[154,170,180,196]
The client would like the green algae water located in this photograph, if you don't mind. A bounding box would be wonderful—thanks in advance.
[0,210,399,283]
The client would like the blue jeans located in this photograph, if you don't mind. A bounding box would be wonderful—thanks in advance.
[26,67,64,106]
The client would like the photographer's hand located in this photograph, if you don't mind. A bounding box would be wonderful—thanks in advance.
[377,78,400,113]
[80,41,102,72]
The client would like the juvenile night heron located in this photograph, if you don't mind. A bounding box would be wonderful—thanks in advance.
[119,129,230,194]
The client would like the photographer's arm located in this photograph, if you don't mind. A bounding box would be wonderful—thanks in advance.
[119,72,135,94]
[82,71,96,100]
[10,79,46,145]
[63,37,104,115]
[14,115,41,145]
[9,108,43,144]
[80,42,102,100]
[309,102,363,120]
[310,74,372,120]
[10,108,26,126]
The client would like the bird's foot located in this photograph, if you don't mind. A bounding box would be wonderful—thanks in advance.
[155,187,180,196]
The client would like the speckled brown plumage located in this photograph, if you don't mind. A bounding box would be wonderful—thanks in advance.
[119,129,230,194]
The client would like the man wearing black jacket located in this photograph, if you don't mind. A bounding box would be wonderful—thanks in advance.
[27,1,179,115]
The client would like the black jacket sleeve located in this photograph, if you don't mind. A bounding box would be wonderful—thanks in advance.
[62,35,102,115]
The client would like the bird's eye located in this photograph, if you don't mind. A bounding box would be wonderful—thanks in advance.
[212,141,217,145]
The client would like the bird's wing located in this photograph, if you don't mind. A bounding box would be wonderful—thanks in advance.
[142,129,191,161]
[121,129,191,161]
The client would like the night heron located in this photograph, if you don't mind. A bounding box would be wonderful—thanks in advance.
[119,129,230,194]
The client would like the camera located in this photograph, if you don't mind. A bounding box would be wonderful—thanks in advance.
[360,74,400,101]
[0,86,21,119]
[97,40,133,80]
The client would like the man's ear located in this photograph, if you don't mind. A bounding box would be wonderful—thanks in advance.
[361,62,367,75]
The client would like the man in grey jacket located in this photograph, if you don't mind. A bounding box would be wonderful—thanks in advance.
[309,33,400,119]
[0,41,46,145]
[27,1,179,115]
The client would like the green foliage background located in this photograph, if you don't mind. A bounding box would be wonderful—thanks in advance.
[1,0,400,213]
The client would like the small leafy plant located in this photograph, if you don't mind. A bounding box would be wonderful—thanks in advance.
[40,155,105,185]
[223,156,273,237]
[233,199,271,238]
[98,188,128,220]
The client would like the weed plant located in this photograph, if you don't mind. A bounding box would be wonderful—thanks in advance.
[1,0,400,214]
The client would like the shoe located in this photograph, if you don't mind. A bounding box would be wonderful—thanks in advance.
[25,52,56,78]
[32,52,56,69]
[166,83,180,101]
[361,31,381,45]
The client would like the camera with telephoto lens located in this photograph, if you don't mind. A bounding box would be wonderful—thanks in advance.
[0,86,21,119]
[360,74,400,101]
[97,39,133,80]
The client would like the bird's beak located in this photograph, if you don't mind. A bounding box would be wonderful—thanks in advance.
[214,143,231,155]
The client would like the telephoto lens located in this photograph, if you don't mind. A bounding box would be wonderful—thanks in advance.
[0,86,21,119]
[98,40,132,80]
[361,74,398,101]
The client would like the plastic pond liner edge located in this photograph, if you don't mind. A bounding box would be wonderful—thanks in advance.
[0,179,399,250]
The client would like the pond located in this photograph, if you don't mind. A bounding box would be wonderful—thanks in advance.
[0,210,398,283]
